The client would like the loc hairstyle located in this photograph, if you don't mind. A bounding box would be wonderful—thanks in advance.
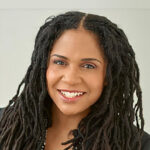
[0,11,144,150]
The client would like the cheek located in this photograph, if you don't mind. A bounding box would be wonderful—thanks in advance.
[46,67,58,87]
[46,65,61,81]
[85,72,105,104]
[86,72,105,91]
[46,69,53,84]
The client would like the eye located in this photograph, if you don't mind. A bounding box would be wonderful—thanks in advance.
[82,64,96,69]
[53,60,66,65]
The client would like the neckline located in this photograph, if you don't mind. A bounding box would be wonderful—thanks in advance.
[41,128,83,150]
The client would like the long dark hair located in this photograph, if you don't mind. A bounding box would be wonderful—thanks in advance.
[0,11,144,150]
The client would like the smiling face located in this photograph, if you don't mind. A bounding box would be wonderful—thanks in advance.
[46,28,107,116]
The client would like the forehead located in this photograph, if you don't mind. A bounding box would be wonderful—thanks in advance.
[50,29,105,60]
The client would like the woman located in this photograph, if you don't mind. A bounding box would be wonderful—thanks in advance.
[0,11,150,150]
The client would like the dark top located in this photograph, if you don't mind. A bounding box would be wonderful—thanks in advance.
[0,108,150,149]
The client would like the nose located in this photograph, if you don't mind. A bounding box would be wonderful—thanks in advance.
[62,66,82,85]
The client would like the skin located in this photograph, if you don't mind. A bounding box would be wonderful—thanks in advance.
[45,28,107,150]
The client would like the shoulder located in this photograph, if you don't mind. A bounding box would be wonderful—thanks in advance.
[142,131,150,150]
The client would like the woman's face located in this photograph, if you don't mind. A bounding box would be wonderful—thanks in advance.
[46,29,107,116]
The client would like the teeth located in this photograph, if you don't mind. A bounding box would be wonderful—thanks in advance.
[60,91,84,98]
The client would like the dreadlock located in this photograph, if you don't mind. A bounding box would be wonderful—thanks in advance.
[0,11,144,150]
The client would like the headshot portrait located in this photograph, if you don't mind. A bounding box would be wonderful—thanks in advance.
[0,8,150,150]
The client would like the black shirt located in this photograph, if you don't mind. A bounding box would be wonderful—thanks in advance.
[0,108,150,149]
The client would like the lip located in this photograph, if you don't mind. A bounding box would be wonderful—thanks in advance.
[57,89,86,102]
[58,89,86,93]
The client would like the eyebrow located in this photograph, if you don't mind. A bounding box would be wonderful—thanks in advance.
[51,54,102,63]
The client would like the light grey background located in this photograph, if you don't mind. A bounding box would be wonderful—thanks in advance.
[0,0,150,133]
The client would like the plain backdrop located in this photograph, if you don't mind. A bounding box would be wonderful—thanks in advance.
[0,0,150,133]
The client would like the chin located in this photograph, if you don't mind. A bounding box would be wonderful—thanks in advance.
[60,107,89,117]
[60,109,79,116]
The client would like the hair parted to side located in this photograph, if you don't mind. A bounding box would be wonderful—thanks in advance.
[0,11,144,150]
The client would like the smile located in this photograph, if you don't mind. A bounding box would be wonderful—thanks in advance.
[58,89,86,100]
[61,91,84,98]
